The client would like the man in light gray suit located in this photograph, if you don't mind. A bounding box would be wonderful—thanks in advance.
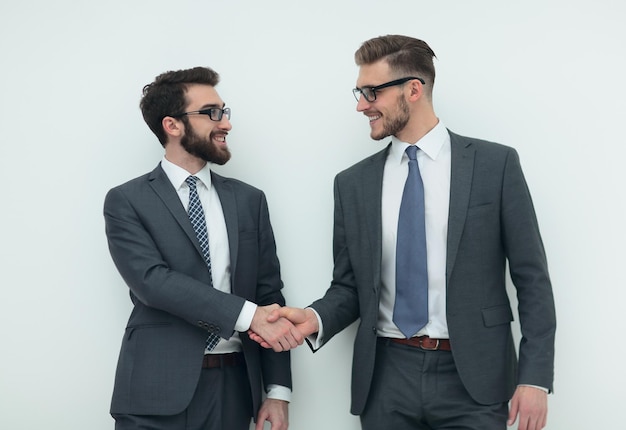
[104,67,302,430]
[251,36,556,430]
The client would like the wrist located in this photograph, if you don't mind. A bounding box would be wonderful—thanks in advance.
[266,384,291,402]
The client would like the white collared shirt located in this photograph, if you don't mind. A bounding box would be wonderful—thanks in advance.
[379,121,451,339]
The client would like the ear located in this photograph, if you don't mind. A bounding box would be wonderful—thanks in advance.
[162,116,184,139]
[407,79,423,102]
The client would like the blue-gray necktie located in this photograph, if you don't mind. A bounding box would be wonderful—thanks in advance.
[186,176,220,351]
[393,145,429,338]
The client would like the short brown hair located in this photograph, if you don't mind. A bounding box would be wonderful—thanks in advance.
[140,67,220,146]
[355,35,437,88]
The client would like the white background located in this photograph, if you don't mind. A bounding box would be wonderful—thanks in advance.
[1,1,624,429]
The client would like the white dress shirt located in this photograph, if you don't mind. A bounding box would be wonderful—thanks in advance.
[379,121,451,339]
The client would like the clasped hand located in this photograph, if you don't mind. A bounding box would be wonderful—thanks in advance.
[249,306,319,351]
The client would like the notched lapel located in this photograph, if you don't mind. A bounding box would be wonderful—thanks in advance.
[211,173,239,283]
[148,165,203,256]
[446,133,475,281]
[359,146,388,292]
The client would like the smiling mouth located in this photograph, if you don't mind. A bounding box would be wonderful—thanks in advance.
[213,134,228,145]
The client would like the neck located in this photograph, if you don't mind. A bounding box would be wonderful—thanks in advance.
[164,143,207,175]
[396,111,439,144]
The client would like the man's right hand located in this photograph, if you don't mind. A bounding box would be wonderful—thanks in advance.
[249,304,305,352]
[249,306,319,350]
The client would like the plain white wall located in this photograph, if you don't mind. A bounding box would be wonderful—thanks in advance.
[1,1,624,429]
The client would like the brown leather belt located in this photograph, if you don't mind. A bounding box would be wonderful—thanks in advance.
[202,352,244,368]
[390,336,451,351]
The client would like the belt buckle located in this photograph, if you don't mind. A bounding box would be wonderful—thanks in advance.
[419,337,440,351]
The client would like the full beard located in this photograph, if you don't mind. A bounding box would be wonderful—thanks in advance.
[371,95,410,141]
[181,129,231,165]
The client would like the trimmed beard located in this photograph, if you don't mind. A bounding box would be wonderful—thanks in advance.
[180,127,231,165]
[371,94,410,141]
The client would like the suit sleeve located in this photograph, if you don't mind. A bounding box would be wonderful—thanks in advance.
[104,185,245,339]
[309,174,361,348]
[501,149,556,391]
[254,192,292,389]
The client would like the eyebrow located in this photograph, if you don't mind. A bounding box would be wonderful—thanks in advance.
[198,103,226,109]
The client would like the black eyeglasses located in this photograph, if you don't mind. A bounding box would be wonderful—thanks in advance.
[352,77,425,102]
[172,107,231,122]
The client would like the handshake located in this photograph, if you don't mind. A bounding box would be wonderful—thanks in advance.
[248,305,319,352]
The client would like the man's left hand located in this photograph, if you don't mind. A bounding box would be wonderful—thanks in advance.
[255,398,288,430]
[507,385,548,430]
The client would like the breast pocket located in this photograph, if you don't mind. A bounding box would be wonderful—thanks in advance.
[466,202,494,218]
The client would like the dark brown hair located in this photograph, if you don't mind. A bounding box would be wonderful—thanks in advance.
[140,67,220,146]
[355,35,437,88]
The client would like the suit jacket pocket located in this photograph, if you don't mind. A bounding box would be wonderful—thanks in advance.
[481,304,513,327]
[126,322,172,340]
[467,202,494,217]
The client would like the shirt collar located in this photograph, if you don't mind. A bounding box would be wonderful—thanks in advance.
[389,120,448,164]
[160,156,213,190]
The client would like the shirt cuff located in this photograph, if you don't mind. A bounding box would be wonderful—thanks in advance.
[306,307,324,349]
[266,384,291,402]
[234,301,256,332]
[518,384,549,393]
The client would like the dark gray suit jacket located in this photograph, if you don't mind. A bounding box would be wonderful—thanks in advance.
[104,164,291,416]
[311,131,556,415]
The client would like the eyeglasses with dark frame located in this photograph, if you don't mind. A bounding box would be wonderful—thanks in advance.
[172,107,231,122]
[352,77,425,102]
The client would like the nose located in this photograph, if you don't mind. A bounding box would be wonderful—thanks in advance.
[356,94,369,112]
[218,115,232,130]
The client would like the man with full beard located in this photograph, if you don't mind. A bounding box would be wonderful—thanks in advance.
[251,35,556,430]
[104,66,301,430]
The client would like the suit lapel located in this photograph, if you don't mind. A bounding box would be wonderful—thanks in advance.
[446,132,475,282]
[211,172,239,287]
[147,165,202,256]
[360,145,389,291]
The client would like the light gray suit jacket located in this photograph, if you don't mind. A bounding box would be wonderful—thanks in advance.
[104,164,291,416]
[310,131,556,415]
